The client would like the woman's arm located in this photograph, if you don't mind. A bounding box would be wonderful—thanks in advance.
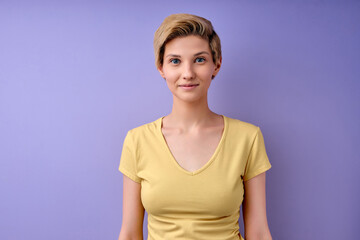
[118,175,144,240]
[242,172,272,240]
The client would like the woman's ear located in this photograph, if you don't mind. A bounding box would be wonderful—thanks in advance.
[212,57,222,78]
[157,65,166,79]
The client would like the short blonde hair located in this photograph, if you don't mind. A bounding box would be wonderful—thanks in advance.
[154,13,222,68]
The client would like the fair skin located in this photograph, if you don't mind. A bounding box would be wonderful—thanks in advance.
[119,35,271,240]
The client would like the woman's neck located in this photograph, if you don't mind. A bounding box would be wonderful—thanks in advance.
[163,96,219,131]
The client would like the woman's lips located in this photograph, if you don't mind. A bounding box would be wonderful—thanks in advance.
[179,84,199,90]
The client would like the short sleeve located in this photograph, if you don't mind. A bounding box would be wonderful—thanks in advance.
[243,127,272,181]
[118,130,141,183]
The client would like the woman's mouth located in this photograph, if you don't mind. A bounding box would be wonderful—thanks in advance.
[179,84,199,90]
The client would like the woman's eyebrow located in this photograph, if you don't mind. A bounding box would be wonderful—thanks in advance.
[194,51,210,56]
[165,54,181,58]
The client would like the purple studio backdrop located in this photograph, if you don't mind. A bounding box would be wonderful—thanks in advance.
[0,0,359,239]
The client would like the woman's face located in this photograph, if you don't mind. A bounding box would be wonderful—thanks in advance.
[158,35,221,103]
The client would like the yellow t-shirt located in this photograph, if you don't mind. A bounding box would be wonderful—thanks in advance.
[119,115,271,240]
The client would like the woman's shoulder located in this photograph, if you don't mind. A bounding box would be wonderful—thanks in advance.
[224,115,262,137]
[126,116,162,139]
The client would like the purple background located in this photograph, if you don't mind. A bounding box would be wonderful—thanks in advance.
[1,1,359,239]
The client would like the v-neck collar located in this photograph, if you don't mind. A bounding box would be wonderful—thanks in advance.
[157,115,228,176]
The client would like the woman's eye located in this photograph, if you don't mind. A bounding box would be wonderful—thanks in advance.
[170,59,180,64]
[195,57,205,63]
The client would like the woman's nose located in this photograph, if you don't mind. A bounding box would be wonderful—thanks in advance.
[182,62,195,80]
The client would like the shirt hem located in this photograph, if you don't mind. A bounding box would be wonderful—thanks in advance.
[243,164,272,181]
[119,166,141,183]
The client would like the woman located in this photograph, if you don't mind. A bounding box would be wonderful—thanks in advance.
[118,13,272,240]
